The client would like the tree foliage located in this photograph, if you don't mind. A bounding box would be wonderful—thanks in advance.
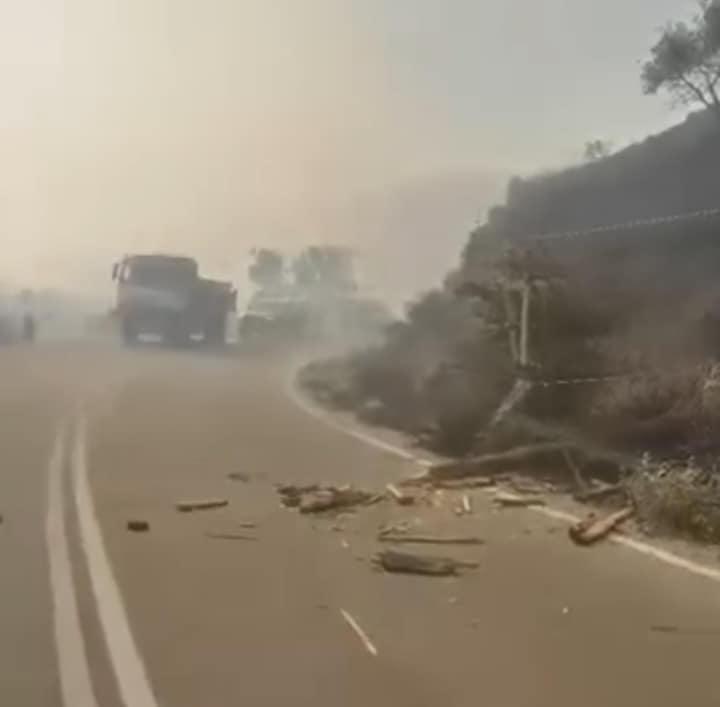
[248,249,285,290]
[584,139,612,161]
[292,246,356,291]
[642,1,720,118]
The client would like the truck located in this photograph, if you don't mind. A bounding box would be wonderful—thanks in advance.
[238,291,309,347]
[112,254,237,347]
[0,290,37,344]
[238,288,393,351]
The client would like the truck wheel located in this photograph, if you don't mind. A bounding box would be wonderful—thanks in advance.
[122,318,138,345]
[203,318,226,347]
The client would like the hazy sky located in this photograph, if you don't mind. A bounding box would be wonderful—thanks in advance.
[0,0,699,298]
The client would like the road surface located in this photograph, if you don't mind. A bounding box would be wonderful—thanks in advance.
[4,341,720,707]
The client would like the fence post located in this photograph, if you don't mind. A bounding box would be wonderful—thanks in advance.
[519,280,531,367]
[501,285,519,364]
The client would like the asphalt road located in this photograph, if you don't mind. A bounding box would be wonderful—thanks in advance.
[5,341,720,706]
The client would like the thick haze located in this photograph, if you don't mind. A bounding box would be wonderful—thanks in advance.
[0,0,697,303]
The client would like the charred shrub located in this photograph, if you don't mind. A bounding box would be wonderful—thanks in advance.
[628,463,720,543]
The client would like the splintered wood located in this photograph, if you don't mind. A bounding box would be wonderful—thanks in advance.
[126,520,150,532]
[493,492,546,508]
[569,507,634,545]
[374,549,478,576]
[277,484,319,507]
[402,443,623,492]
[340,609,378,656]
[386,483,415,505]
[430,477,495,490]
[277,484,380,514]
[205,532,257,541]
[176,499,229,513]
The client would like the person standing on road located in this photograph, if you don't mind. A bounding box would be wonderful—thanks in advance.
[20,289,36,343]
[22,312,35,342]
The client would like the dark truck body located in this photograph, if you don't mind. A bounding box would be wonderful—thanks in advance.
[112,254,236,347]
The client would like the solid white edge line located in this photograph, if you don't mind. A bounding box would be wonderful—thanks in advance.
[340,609,378,656]
[47,423,99,707]
[72,414,160,707]
[286,373,433,467]
[288,376,720,584]
[529,505,720,582]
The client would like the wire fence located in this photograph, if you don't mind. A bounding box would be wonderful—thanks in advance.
[488,206,720,457]
[531,206,720,243]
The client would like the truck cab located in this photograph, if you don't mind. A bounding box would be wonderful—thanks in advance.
[113,254,236,347]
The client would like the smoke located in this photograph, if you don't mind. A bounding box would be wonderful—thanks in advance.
[0,0,503,305]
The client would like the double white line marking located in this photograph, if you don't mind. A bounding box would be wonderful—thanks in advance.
[46,415,159,707]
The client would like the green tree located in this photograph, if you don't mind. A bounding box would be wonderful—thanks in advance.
[584,139,612,161]
[642,1,720,119]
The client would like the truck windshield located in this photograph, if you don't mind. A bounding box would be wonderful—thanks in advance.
[127,260,196,289]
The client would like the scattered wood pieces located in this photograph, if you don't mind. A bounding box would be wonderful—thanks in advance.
[373,549,478,576]
[340,609,378,656]
[428,489,446,508]
[204,532,257,541]
[493,492,546,508]
[176,498,229,513]
[386,483,414,505]
[569,507,634,546]
[296,486,379,514]
[650,625,679,634]
[507,478,546,496]
[127,520,150,532]
[397,471,432,487]
[277,483,318,506]
[298,490,338,514]
[227,472,250,482]
[277,483,319,496]
[431,477,495,490]
[378,521,413,537]
[453,493,474,516]
[378,533,484,546]
[408,443,622,489]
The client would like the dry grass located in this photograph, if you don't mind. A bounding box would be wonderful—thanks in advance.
[627,463,720,543]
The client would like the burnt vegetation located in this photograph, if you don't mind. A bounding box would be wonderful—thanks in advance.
[300,2,720,543]
[300,105,720,542]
